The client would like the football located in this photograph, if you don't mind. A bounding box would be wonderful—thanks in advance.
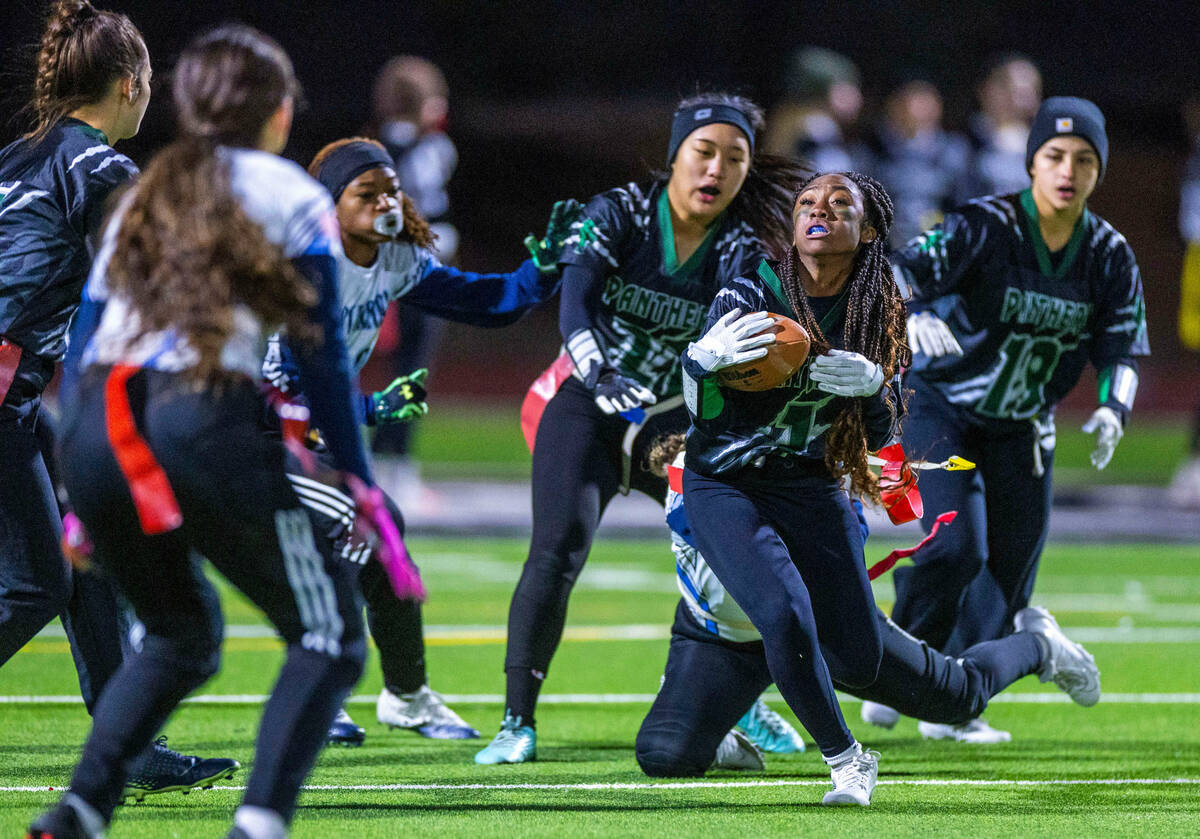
[716,313,811,391]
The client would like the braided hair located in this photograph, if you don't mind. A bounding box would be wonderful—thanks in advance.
[777,171,911,502]
[28,0,146,140]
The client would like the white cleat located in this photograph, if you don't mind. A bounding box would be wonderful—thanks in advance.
[378,684,480,739]
[918,718,1011,743]
[860,701,900,729]
[1015,605,1101,707]
[712,728,765,771]
[821,743,879,806]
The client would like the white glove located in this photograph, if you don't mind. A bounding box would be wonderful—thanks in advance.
[809,349,884,397]
[686,309,776,373]
[1081,406,1123,470]
[907,311,963,358]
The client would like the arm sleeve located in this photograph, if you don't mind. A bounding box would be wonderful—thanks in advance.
[557,189,635,341]
[66,151,139,252]
[1089,238,1150,369]
[286,252,373,483]
[892,209,984,306]
[401,253,559,326]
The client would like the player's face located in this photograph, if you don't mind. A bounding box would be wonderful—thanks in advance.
[1030,136,1099,214]
[336,166,402,243]
[667,123,752,224]
[114,58,152,141]
[792,174,876,256]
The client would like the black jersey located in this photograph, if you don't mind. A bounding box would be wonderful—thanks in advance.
[0,119,137,412]
[895,190,1149,422]
[559,180,763,398]
[682,259,897,477]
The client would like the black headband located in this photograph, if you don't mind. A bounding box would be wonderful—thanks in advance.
[666,104,756,166]
[315,142,396,203]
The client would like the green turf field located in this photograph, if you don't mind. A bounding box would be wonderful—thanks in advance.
[2,538,1198,837]
[412,401,1194,487]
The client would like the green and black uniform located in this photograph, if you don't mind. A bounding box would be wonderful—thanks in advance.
[892,190,1149,653]
[503,180,762,725]
[678,259,897,757]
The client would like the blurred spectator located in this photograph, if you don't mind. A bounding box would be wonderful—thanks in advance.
[851,77,970,246]
[370,56,457,512]
[1169,96,1200,508]
[959,54,1043,202]
[764,46,861,172]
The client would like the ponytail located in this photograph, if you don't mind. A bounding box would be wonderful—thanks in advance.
[29,0,146,140]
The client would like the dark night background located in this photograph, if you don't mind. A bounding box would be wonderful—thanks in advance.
[3,0,1197,409]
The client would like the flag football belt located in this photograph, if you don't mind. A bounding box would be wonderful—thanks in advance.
[0,337,22,406]
[104,364,183,535]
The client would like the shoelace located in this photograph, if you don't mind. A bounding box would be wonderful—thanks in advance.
[756,705,791,739]
[832,752,878,793]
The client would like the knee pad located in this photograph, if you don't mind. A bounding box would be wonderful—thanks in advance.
[635,746,705,778]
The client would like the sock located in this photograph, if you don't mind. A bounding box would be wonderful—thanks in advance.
[823,741,862,767]
[62,793,106,838]
[504,666,545,728]
[234,804,287,839]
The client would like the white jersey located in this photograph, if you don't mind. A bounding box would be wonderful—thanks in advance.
[83,148,341,377]
[335,240,439,371]
[666,454,762,643]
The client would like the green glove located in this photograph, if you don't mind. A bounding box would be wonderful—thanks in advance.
[371,368,429,424]
[524,198,584,274]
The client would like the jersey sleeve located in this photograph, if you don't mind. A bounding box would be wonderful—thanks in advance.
[558,188,635,343]
[1089,235,1150,369]
[680,277,767,432]
[892,208,986,305]
[401,249,559,326]
[63,147,139,249]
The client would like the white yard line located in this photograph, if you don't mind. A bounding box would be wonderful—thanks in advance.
[2,778,1197,794]
[27,624,1200,643]
[4,692,1200,705]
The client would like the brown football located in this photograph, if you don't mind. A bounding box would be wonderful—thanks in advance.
[715,313,811,392]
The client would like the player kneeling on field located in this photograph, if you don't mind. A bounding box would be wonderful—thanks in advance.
[635,435,1099,800]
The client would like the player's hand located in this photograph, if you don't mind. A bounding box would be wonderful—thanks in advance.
[686,308,776,373]
[584,365,656,414]
[371,369,429,424]
[809,349,884,397]
[1081,406,1123,470]
[61,512,94,571]
[524,199,584,274]
[906,311,963,358]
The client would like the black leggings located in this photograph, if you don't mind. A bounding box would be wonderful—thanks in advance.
[503,378,686,724]
[60,368,365,823]
[636,601,1044,777]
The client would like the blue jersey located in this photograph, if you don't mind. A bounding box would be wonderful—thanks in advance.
[895,190,1149,423]
[0,119,137,414]
[559,180,763,398]
[682,259,898,477]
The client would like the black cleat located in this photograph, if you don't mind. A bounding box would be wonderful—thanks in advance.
[123,736,240,802]
[327,707,366,747]
[26,803,94,839]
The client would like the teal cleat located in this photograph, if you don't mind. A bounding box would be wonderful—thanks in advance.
[736,697,806,754]
[474,712,537,765]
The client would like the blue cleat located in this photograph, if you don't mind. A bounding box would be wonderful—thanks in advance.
[736,697,806,754]
[474,712,536,764]
[327,707,366,747]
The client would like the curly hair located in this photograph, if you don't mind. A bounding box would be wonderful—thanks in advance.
[28,0,147,140]
[776,171,911,502]
[308,137,436,250]
[104,25,315,383]
[646,432,688,478]
[656,91,812,258]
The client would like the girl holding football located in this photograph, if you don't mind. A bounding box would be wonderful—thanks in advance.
[478,93,807,764]
[881,97,1148,743]
[678,171,908,805]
